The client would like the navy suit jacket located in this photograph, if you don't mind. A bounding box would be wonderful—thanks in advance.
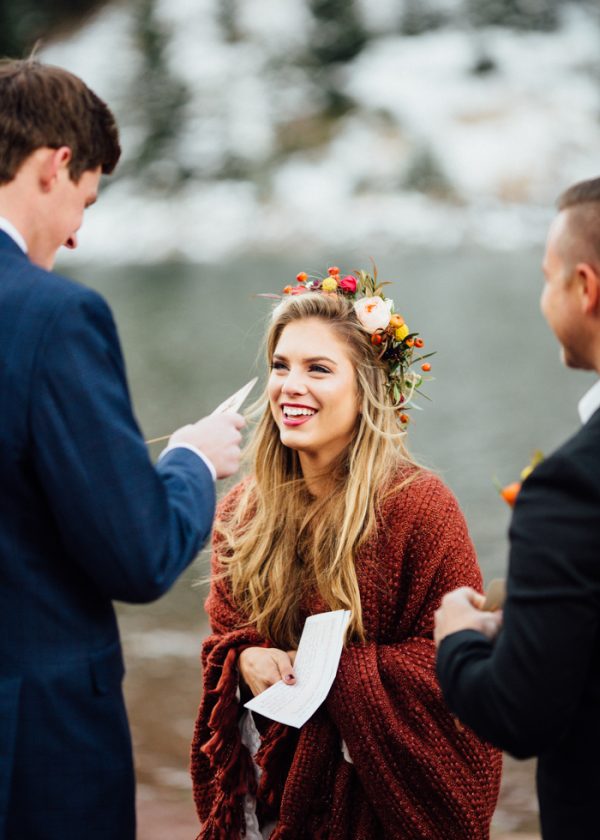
[0,231,216,839]
[437,406,600,839]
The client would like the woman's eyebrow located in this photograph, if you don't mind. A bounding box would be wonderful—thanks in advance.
[304,356,337,365]
[272,353,338,365]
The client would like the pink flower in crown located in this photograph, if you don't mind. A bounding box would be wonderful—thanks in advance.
[339,275,357,293]
[354,296,393,333]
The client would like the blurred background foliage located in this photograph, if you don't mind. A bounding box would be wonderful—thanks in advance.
[2,0,595,264]
[0,0,104,57]
[0,0,575,60]
[2,0,596,198]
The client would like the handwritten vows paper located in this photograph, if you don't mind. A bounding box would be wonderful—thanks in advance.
[244,609,351,728]
[212,377,257,415]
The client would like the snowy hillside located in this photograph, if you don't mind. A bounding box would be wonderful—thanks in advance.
[41,0,600,262]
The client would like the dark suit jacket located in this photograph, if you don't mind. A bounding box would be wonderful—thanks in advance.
[0,231,216,839]
[437,405,600,840]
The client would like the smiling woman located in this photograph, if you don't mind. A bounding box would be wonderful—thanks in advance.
[269,318,360,484]
[191,283,502,839]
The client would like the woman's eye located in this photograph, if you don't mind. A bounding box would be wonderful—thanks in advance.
[270,361,287,371]
[310,364,331,374]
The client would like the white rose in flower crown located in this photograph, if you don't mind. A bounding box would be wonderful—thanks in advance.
[353,296,393,333]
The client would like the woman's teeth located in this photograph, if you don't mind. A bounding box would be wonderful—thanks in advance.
[283,407,316,417]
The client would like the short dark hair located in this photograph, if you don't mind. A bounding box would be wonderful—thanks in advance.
[557,177,600,211]
[556,177,600,271]
[0,58,121,185]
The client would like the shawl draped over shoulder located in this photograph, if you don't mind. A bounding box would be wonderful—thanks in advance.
[191,471,502,839]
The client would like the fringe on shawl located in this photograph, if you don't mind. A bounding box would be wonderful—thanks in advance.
[254,721,297,819]
[192,633,263,839]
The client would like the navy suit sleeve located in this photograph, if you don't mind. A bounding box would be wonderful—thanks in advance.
[436,451,600,758]
[29,285,216,603]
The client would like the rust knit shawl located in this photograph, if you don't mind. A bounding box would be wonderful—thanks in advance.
[191,471,502,839]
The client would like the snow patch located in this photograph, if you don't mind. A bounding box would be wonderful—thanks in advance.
[42,1,600,264]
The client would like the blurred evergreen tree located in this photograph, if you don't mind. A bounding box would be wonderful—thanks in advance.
[307,0,368,65]
[0,0,105,57]
[400,0,448,36]
[218,0,241,43]
[130,0,189,186]
[403,145,454,200]
[465,0,560,31]
[304,0,368,116]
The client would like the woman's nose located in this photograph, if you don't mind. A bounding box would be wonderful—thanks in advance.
[281,369,308,395]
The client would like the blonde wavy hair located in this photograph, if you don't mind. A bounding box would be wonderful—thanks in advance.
[216,292,423,648]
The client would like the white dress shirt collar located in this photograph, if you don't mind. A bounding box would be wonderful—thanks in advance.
[578,379,600,424]
[0,217,27,254]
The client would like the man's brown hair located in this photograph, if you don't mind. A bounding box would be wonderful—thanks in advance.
[556,177,600,272]
[0,58,121,185]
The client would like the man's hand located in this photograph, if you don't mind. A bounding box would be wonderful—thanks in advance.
[434,587,503,647]
[238,646,296,697]
[169,412,245,478]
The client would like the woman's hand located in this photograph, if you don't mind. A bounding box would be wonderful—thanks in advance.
[238,646,296,696]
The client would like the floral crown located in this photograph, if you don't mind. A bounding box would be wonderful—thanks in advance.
[273,265,434,424]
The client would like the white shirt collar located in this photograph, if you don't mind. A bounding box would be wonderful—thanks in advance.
[0,217,28,254]
[578,379,600,424]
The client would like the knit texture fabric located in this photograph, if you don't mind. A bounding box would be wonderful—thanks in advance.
[191,471,502,839]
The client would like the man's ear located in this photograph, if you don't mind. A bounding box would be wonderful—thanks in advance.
[573,262,600,315]
[38,146,72,192]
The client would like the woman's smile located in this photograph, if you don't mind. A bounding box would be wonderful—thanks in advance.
[280,402,318,426]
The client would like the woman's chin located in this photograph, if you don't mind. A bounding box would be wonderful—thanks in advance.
[279,428,310,451]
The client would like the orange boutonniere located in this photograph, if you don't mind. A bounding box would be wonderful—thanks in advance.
[496,450,544,508]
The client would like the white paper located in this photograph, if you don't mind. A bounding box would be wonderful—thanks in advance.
[212,377,257,415]
[244,609,351,728]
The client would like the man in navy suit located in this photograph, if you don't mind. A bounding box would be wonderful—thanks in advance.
[434,177,600,839]
[0,58,244,838]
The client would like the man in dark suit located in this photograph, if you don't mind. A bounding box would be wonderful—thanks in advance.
[0,59,244,838]
[434,177,600,839]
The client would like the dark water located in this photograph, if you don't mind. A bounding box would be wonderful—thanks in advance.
[76,246,591,582]
[62,246,584,835]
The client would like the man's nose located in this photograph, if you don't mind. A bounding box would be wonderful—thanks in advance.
[64,234,78,250]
